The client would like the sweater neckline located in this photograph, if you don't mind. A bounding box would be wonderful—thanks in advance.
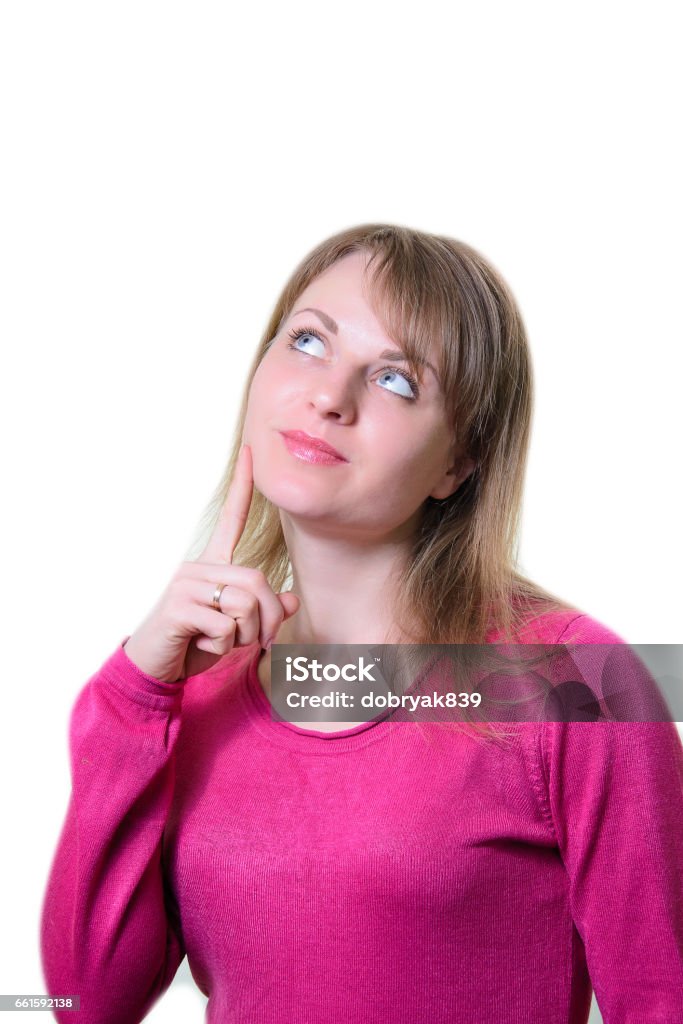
[235,611,584,753]
[242,645,413,753]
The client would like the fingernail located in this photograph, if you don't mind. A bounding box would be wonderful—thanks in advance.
[265,636,273,651]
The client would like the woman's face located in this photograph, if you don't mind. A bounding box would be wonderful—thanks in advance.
[243,250,473,539]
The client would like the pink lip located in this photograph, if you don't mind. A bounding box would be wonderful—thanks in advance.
[279,430,348,465]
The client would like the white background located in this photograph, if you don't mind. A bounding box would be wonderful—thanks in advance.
[1,2,680,1021]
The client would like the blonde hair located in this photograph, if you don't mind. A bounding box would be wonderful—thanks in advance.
[187,223,577,741]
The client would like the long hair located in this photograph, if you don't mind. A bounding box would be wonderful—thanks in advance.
[186,224,577,740]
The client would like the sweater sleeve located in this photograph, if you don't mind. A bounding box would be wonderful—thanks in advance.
[40,639,187,1024]
[540,619,683,1020]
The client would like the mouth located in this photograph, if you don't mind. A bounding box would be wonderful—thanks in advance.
[279,430,348,466]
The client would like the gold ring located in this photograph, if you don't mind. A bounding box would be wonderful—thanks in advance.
[211,583,228,611]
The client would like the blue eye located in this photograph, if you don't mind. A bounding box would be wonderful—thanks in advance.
[286,325,420,401]
[287,328,325,356]
[376,369,419,400]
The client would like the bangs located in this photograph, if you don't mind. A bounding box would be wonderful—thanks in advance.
[358,233,511,455]
[361,240,461,399]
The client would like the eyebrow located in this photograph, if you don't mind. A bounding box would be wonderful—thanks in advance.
[291,307,439,380]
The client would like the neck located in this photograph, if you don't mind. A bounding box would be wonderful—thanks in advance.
[274,510,420,647]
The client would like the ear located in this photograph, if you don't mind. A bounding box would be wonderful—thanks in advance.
[429,455,477,501]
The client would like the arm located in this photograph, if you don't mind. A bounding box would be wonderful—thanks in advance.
[40,639,187,1024]
[542,713,683,1020]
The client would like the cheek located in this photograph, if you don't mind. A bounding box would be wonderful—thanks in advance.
[370,415,447,474]
[364,432,446,510]
[248,353,302,411]
[245,360,280,423]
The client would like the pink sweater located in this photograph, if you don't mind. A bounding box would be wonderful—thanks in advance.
[40,610,683,1023]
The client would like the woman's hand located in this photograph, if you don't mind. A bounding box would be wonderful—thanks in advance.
[123,444,299,682]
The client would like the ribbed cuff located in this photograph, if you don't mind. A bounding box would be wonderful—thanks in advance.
[96,636,185,711]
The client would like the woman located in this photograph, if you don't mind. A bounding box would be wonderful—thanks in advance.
[40,224,683,1022]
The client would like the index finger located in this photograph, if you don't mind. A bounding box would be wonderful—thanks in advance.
[199,443,254,564]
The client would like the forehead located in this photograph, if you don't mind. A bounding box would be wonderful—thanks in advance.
[287,254,442,380]
[292,252,378,321]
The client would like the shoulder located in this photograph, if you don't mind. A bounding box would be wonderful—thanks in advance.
[534,612,678,726]
[511,608,628,646]
[554,611,627,645]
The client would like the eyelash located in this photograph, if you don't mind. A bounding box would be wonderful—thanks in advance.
[286,326,421,400]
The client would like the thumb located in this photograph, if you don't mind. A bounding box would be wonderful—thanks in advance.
[278,591,301,619]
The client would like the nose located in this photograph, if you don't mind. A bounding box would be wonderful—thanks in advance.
[307,366,359,424]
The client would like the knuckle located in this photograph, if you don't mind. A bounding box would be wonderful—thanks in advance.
[222,615,237,636]
[244,567,266,587]
[211,636,231,654]
[221,617,236,636]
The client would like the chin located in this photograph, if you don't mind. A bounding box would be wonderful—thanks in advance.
[252,443,332,511]
[254,469,328,518]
